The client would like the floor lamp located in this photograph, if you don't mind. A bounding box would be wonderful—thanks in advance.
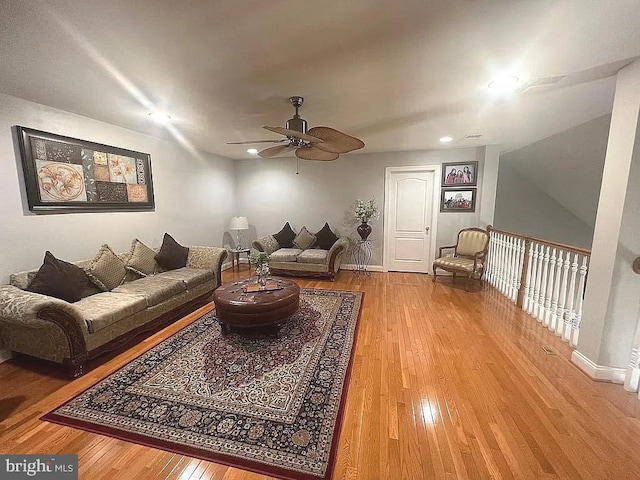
[229,216,249,249]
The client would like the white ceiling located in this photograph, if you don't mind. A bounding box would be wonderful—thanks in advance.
[1,0,639,159]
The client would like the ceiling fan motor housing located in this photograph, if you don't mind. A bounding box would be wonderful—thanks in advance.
[286,116,307,134]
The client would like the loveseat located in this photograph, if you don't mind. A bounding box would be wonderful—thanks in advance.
[0,242,227,376]
[252,222,349,280]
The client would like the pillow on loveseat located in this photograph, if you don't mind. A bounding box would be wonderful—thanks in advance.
[155,233,189,271]
[85,244,127,291]
[315,223,339,250]
[28,251,97,302]
[126,238,157,277]
[293,226,316,250]
[273,222,296,248]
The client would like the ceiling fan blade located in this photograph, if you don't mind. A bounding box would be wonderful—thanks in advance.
[263,126,324,144]
[258,144,296,158]
[226,139,286,145]
[307,126,365,154]
[295,147,339,161]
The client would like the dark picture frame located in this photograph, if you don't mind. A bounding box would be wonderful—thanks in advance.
[441,161,478,186]
[15,126,155,213]
[440,188,476,212]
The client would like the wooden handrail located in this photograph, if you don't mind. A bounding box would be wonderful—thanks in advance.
[487,225,591,257]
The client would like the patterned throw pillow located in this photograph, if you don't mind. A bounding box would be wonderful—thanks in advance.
[154,233,189,271]
[293,226,317,250]
[257,236,281,255]
[315,223,339,250]
[126,238,157,277]
[85,244,127,291]
[27,251,94,302]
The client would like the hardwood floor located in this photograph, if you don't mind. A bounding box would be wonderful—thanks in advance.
[1,269,640,479]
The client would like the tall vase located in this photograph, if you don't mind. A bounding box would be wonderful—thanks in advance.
[357,221,372,240]
[256,263,270,287]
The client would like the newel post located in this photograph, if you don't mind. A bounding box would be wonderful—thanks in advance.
[517,238,531,308]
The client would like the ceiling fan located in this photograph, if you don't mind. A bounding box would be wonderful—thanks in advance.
[227,96,365,161]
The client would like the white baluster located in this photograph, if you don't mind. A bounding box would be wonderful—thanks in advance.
[562,253,579,342]
[527,244,539,315]
[550,250,563,332]
[544,248,557,328]
[514,238,523,302]
[537,246,550,322]
[523,242,534,312]
[505,236,514,299]
[498,234,507,295]
[625,346,640,393]
[486,233,495,284]
[571,255,588,346]
[510,237,520,302]
[532,243,544,321]
[556,252,571,336]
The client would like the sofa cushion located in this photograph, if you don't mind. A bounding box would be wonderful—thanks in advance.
[155,268,214,289]
[270,248,303,263]
[27,251,95,303]
[155,233,189,271]
[297,249,329,265]
[273,222,296,248]
[112,275,186,307]
[315,223,339,250]
[74,292,148,334]
[85,244,127,291]
[126,238,157,277]
[254,235,280,255]
[293,226,316,250]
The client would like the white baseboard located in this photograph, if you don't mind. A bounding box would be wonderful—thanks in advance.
[571,350,626,384]
[340,264,384,272]
[0,349,12,364]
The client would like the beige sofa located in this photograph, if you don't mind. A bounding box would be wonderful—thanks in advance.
[0,246,227,376]
[252,235,349,281]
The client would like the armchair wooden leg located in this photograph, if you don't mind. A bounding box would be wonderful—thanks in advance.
[453,273,456,283]
[432,266,437,283]
[465,275,471,292]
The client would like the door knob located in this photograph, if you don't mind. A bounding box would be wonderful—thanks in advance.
[425,227,430,233]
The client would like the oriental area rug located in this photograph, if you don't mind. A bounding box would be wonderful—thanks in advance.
[43,288,363,480]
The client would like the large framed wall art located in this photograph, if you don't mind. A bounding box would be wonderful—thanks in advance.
[15,126,155,213]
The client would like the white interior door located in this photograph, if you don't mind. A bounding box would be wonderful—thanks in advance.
[384,167,438,273]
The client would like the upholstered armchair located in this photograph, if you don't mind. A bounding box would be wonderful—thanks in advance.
[432,227,490,291]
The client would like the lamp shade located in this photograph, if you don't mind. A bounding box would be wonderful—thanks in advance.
[229,216,249,230]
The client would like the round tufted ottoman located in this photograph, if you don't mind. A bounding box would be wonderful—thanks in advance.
[212,277,300,333]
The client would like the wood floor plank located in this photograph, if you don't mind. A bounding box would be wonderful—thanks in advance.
[1,269,640,479]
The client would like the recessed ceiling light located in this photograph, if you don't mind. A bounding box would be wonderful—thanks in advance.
[439,136,453,143]
[247,148,258,155]
[488,75,519,91]
[148,111,171,122]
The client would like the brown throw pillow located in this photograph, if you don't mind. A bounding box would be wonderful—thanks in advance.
[85,244,127,291]
[273,222,296,248]
[293,226,316,250]
[27,251,93,303]
[155,233,189,271]
[315,223,339,250]
[126,238,157,277]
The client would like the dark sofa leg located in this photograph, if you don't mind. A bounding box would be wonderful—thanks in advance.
[66,361,85,378]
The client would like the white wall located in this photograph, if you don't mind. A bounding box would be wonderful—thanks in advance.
[0,93,237,283]
[235,147,488,266]
[500,114,609,229]
[599,142,640,367]
[494,161,594,249]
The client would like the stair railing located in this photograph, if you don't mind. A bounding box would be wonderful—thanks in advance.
[485,226,590,347]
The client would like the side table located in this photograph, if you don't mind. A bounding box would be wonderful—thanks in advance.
[352,239,372,276]
[229,248,250,271]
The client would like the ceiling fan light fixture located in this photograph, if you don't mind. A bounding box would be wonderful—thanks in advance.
[148,111,171,123]
[488,75,519,92]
